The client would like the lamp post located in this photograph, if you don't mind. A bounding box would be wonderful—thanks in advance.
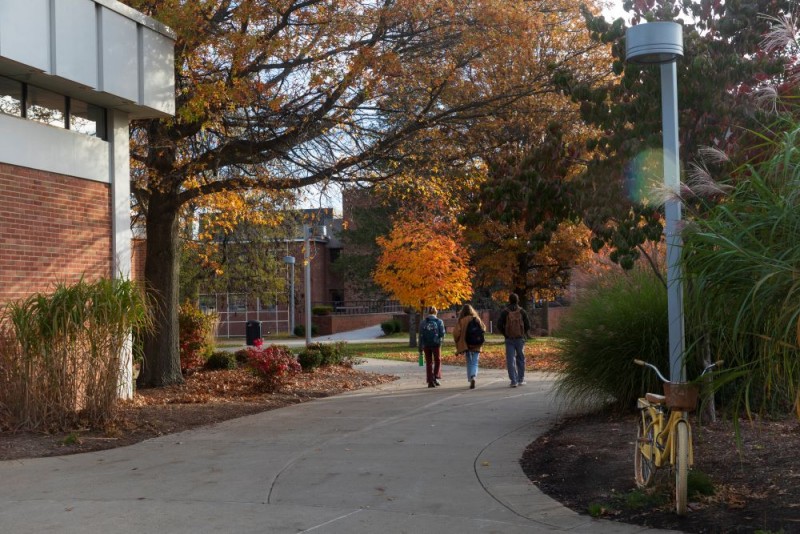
[303,224,312,346]
[626,22,686,382]
[283,255,295,335]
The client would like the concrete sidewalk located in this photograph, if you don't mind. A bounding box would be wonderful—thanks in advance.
[0,359,680,533]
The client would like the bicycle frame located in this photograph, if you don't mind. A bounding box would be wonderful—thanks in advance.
[633,358,720,515]
[636,398,693,469]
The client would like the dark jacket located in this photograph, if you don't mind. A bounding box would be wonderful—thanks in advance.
[497,304,531,339]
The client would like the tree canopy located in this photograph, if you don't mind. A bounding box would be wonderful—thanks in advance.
[556,0,793,269]
[123,0,611,386]
[374,217,472,311]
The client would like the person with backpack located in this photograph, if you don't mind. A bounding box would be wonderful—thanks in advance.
[452,304,486,389]
[497,293,531,388]
[418,306,446,388]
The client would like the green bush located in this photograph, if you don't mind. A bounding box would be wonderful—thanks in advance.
[554,268,668,411]
[682,123,800,416]
[297,349,324,371]
[179,301,218,374]
[380,319,402,335]
[303,341,357,367]
[233,348,250,365]
[205,351,237,370]
[312,305,334,316]
[293,324,318,337]
[687,470,715,498]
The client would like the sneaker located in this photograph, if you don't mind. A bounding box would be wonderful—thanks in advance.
[518,380,526,386]
[434,379,441,386]
[469,378,476,389]
[510,382,517,388]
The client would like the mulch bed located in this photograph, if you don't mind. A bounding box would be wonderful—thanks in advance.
[521,410,800,533]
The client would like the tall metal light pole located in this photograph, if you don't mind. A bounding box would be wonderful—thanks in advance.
[303,224,312,346]
[283,255,295,335]
[626,22,686,382]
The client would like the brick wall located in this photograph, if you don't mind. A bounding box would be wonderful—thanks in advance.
[0,163,112,305]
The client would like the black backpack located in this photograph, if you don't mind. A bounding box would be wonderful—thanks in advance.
[465,317,485,346]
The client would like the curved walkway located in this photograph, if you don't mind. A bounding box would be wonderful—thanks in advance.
[0,359,680,533]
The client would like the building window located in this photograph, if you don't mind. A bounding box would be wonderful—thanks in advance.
[69,98,106,139]
[0,75,107,139]
[0,77,23,117]
[27,85,66,129]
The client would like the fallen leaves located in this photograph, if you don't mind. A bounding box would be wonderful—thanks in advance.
[377,341,564,372]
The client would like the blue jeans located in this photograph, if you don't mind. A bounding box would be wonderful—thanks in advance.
[505,338,526,384]
[465,351,480,381]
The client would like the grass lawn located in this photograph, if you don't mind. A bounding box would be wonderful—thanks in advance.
[346,337,563,372]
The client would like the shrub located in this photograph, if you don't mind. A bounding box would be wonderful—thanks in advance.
[245,345,301,392]
[554,268,668,411]
[687,470,715,498]
[293,324,318,337]
[305,341,357,367]
[682,126,800,417]
[233,348,250,365]
[0,278,151,431]
[179,301,218,374]
[380,319,402,335]
[205,351,237,370]
[312,305,334,316]
[297,349,324,371]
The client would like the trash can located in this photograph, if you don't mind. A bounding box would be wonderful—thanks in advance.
[246,320,262,346]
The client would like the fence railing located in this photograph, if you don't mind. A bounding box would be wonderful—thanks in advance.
[312,300,403,315]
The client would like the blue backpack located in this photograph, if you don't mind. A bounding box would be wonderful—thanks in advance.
[420,317,441,347]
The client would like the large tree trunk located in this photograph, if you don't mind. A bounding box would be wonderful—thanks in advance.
[408,310,419,349]
[140,193,183,387]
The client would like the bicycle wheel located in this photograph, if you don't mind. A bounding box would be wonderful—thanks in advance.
[674,420,690,515]
[634,408,656,487]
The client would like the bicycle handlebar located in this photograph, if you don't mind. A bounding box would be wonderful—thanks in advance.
[633,359,722,384]
[633,359,669,383]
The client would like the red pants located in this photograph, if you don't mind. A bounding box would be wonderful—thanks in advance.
[423,346,441,384]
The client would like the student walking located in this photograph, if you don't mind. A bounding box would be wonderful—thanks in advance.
[418,306,446,388]
[452,304,486,389]
[497,293,531,388]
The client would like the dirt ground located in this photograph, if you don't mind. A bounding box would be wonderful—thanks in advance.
[521,410,800,533]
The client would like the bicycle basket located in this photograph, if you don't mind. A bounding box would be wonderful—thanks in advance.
[663,383,699,411]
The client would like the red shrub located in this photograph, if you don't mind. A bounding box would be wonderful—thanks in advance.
[245,344,301,392]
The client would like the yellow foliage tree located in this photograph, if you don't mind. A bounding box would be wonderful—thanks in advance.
[374,218,472,313]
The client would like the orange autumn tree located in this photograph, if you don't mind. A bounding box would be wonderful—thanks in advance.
[374,217,472,347]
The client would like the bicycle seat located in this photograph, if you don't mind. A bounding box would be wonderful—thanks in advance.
[646,392,666,404]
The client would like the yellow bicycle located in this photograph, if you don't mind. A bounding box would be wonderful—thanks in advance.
[633,359,721,515]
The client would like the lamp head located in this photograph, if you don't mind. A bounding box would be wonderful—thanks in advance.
[626,22,683,64]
